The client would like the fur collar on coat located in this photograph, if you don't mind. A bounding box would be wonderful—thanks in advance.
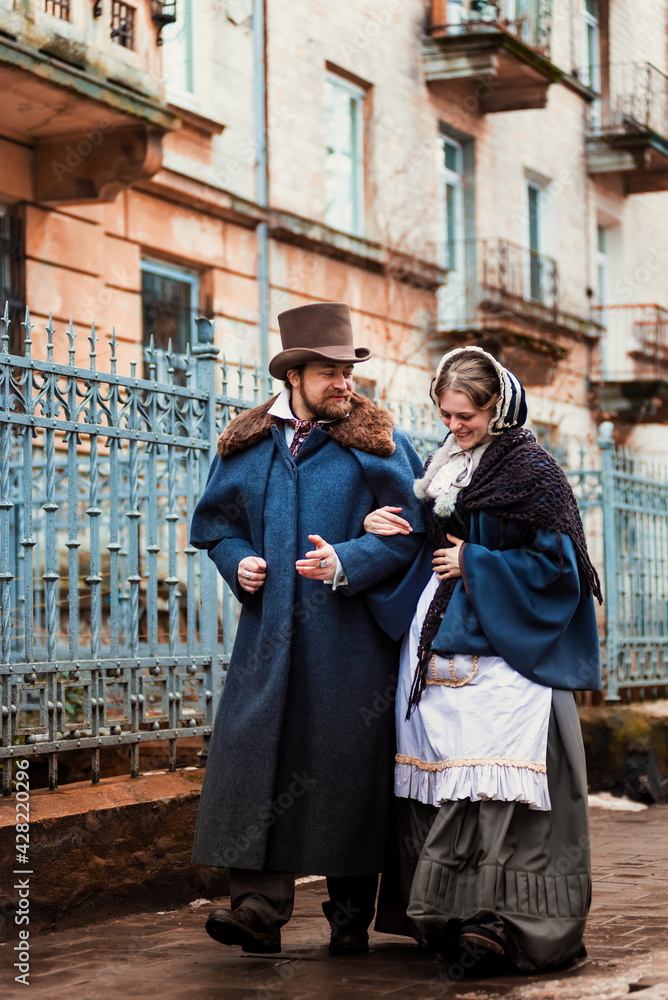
[217,393,396,459]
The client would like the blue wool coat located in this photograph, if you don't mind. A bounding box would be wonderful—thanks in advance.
[189,401,424,875]
[367,514,601,691]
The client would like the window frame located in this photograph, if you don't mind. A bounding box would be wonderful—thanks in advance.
[140,258,200,383]
[440,135,465,273]
[0,204,25,356]
[582,0,601,91]
[324,72,366,237]
[596,224,607,306]
[161,0,197,102]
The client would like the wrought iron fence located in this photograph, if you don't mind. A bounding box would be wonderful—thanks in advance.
[2,308,667,796]
[599,425,668,701]
[429,0,552,57]
[0,309,232,795]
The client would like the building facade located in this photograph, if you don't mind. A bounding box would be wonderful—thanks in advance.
[1,0,667,450]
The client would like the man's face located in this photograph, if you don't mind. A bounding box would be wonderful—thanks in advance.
[289,361,354,421]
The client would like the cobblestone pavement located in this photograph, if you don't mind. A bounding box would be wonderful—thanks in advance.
[1,805,667,1000]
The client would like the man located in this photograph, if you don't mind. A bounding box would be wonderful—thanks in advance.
[189,301,424,955]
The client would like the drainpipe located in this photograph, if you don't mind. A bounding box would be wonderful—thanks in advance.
[253,0,270,394]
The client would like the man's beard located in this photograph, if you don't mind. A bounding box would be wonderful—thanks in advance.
[301,386,352,422]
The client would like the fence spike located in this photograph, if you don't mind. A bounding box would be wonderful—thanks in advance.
[45,313,55,363]
[88,322,97,370]
[1,301,9,353]
[21,307,33,358]
[66,319,76,366]
[110,327,117,375]
[145,333,157,379]
[166,337,175,383]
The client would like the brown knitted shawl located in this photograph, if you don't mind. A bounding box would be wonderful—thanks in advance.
[408,427,603,716]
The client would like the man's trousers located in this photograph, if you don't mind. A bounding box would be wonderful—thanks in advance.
[230,869,379,932]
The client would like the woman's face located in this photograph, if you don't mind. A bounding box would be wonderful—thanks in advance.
[437,389,494,450]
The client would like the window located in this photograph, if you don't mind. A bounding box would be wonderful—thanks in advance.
[527,181,541,301]
[44,0,70,19]
[524,175,556,308]
[533,420,558,451]
[506,0,539,42]
[141,261,199,384]
[111,1,135,49]
[353,376,376,401]
[324,74,365,236]
[0,205,25,356]
[596,224,607,305]
[582,0,600,87]
[438,135,467,324]
[442,138,463,272]
[161,0,195,96]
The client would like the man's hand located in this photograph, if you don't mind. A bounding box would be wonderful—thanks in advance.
[296,534,338,580]
[433,534,465,580]
[238,556,267,593]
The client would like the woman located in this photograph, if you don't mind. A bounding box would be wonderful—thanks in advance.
[368,346,602,975]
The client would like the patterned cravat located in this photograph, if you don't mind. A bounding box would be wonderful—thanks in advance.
[290,419,318,457]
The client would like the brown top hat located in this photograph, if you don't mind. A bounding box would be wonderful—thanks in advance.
[269,302,371,380]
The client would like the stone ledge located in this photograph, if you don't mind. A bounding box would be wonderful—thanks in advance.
[0,771,227,941]
[580,702,668,804]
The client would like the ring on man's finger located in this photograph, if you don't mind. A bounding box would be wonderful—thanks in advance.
[244,571,251,579]
[319,558,328,568]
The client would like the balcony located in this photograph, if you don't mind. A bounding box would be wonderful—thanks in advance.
[433,238,602,385]
[0,0,180,203]
[592,304,668,421]
[584,63,668,194]
[423,0,561,112]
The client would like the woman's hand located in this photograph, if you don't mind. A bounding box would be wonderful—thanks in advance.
[363,506,413,536]
[433,534,465,580]
[238,556,267,594]
[296,534,338,580]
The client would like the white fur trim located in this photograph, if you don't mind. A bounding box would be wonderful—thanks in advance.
[414,435,490,516]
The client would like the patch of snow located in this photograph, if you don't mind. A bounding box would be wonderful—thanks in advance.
[588,792,648,812]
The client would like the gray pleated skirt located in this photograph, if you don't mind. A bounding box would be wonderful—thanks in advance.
[375,689,591,973]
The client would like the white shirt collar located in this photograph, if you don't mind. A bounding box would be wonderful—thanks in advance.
[268,387,295,421]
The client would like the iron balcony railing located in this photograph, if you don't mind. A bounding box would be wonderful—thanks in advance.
[429,0,552,57]
[480,237,558,316]
[582,62,668,139]
[436,238,560,333]
[592,303,668,382]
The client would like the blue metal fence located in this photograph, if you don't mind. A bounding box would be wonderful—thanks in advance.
[1,309,667,796]
[599,424,668,701]
[0,309,228,794]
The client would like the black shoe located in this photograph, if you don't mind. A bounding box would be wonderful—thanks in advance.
[458,925,505,957]
[205,905,281,954]
[453,925,511,977]
[328,928,369,955]
[322,899,370,955]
